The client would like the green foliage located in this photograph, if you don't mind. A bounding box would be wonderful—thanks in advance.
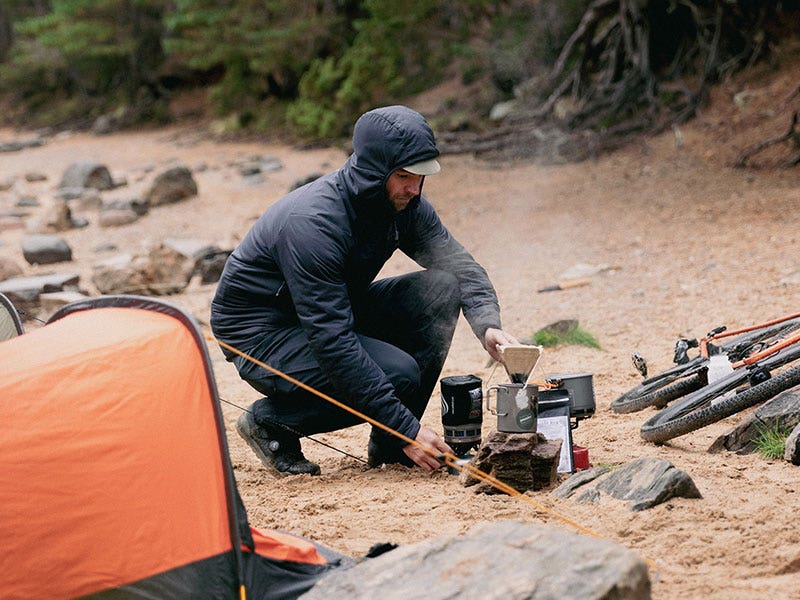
[753,423,790,460]
[165,0,352,119]
[2,0,167,124]
[286,0,484,138]
[531,322,601,350]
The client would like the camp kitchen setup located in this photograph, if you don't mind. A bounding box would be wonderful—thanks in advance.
[439,344,596,474]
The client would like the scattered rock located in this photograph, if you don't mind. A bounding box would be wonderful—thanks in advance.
[459,430,562,493]
[198,250,231,284]
[91,241,196,295]
[302,520,651,600]
[24,172,47,183]
[553,457,701,511]
[709,388,800,454]
[16,196,40,208]
[21,234,73,265]
[56,187,103,210]
[26,199,77,233]
[145,166,198,206]
[0,273,81,308]
[98,197,149,227]
[0,136,45,153]
[551,466,611,499]
[0,215,25,232]
[59,160,115,191]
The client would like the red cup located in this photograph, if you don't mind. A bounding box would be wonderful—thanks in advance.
[572,444,590,471]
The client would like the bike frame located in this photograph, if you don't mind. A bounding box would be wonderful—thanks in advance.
[699,311,800,366]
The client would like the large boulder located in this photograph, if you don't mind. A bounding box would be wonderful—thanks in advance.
[301,520,651,600]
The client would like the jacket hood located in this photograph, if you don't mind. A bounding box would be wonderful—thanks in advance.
[338,106,439,205]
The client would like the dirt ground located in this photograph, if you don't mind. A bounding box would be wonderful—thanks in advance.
[2,55,800,598]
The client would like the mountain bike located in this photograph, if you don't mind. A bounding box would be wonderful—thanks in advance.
[640,337,800,443]
[611,312,800,414]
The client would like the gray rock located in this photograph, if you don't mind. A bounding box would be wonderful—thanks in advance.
[91,242,195,295]
[16,196,40,208]
[26,199,75,233]
[57,187,103,210]
[98,208,140,227]
[145,166,198,206]
[21,234,73,265]
[709,387,800,454]
[552,458,701,511]
[594,457,701,511]
[198,250,231,284]
[784,422,800,465]
[59,160,114,191]
[551,466,611,499]
[0,273,80,305]
[301,520,651,600]
[0,137,44,153]
[163,238,219,261]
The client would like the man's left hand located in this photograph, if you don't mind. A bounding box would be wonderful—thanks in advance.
[484,327,519,363]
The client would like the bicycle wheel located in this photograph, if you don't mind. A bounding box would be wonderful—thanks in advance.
[611,372,705,414]
[640,363,800,443]
[613,317,800,415]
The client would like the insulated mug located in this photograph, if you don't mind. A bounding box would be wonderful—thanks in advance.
[486,383,538,433]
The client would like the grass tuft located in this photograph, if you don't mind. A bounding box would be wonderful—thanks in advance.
[531,321,601,349]
[753,423,790,460]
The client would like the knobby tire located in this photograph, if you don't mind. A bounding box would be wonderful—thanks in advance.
[640,363,800,443]
[611,374,705,414]
[613,318,800,415]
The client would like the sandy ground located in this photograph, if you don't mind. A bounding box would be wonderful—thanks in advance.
[2,58,800,599]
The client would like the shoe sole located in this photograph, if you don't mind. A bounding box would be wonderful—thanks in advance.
[236,412,287,477]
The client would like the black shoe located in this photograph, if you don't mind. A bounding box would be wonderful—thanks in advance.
[367,431,414,468]
[236,411,320,476]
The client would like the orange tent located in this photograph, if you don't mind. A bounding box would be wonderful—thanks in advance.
[0,296,347,599]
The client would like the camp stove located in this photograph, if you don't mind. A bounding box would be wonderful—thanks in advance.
[439,374,483,457]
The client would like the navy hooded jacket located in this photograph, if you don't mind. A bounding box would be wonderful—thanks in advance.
[211,106,501,439]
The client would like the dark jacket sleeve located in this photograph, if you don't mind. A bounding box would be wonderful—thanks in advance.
[401,198,502,341]
[274,211,421,441]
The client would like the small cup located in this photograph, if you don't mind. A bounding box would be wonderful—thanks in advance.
[486,383,538,433]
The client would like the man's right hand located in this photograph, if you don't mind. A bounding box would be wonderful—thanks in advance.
[403,425,453,472]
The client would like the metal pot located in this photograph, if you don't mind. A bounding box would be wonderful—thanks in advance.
[546,372,596,419]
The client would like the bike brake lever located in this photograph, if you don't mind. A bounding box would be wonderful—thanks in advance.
[706,325,727,338]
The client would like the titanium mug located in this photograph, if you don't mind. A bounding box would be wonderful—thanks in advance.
[486,383,538,433]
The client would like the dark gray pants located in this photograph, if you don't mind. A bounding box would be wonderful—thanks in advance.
[236,270,462,447]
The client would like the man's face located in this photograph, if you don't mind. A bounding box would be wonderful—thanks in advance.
[385,169,424,212]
